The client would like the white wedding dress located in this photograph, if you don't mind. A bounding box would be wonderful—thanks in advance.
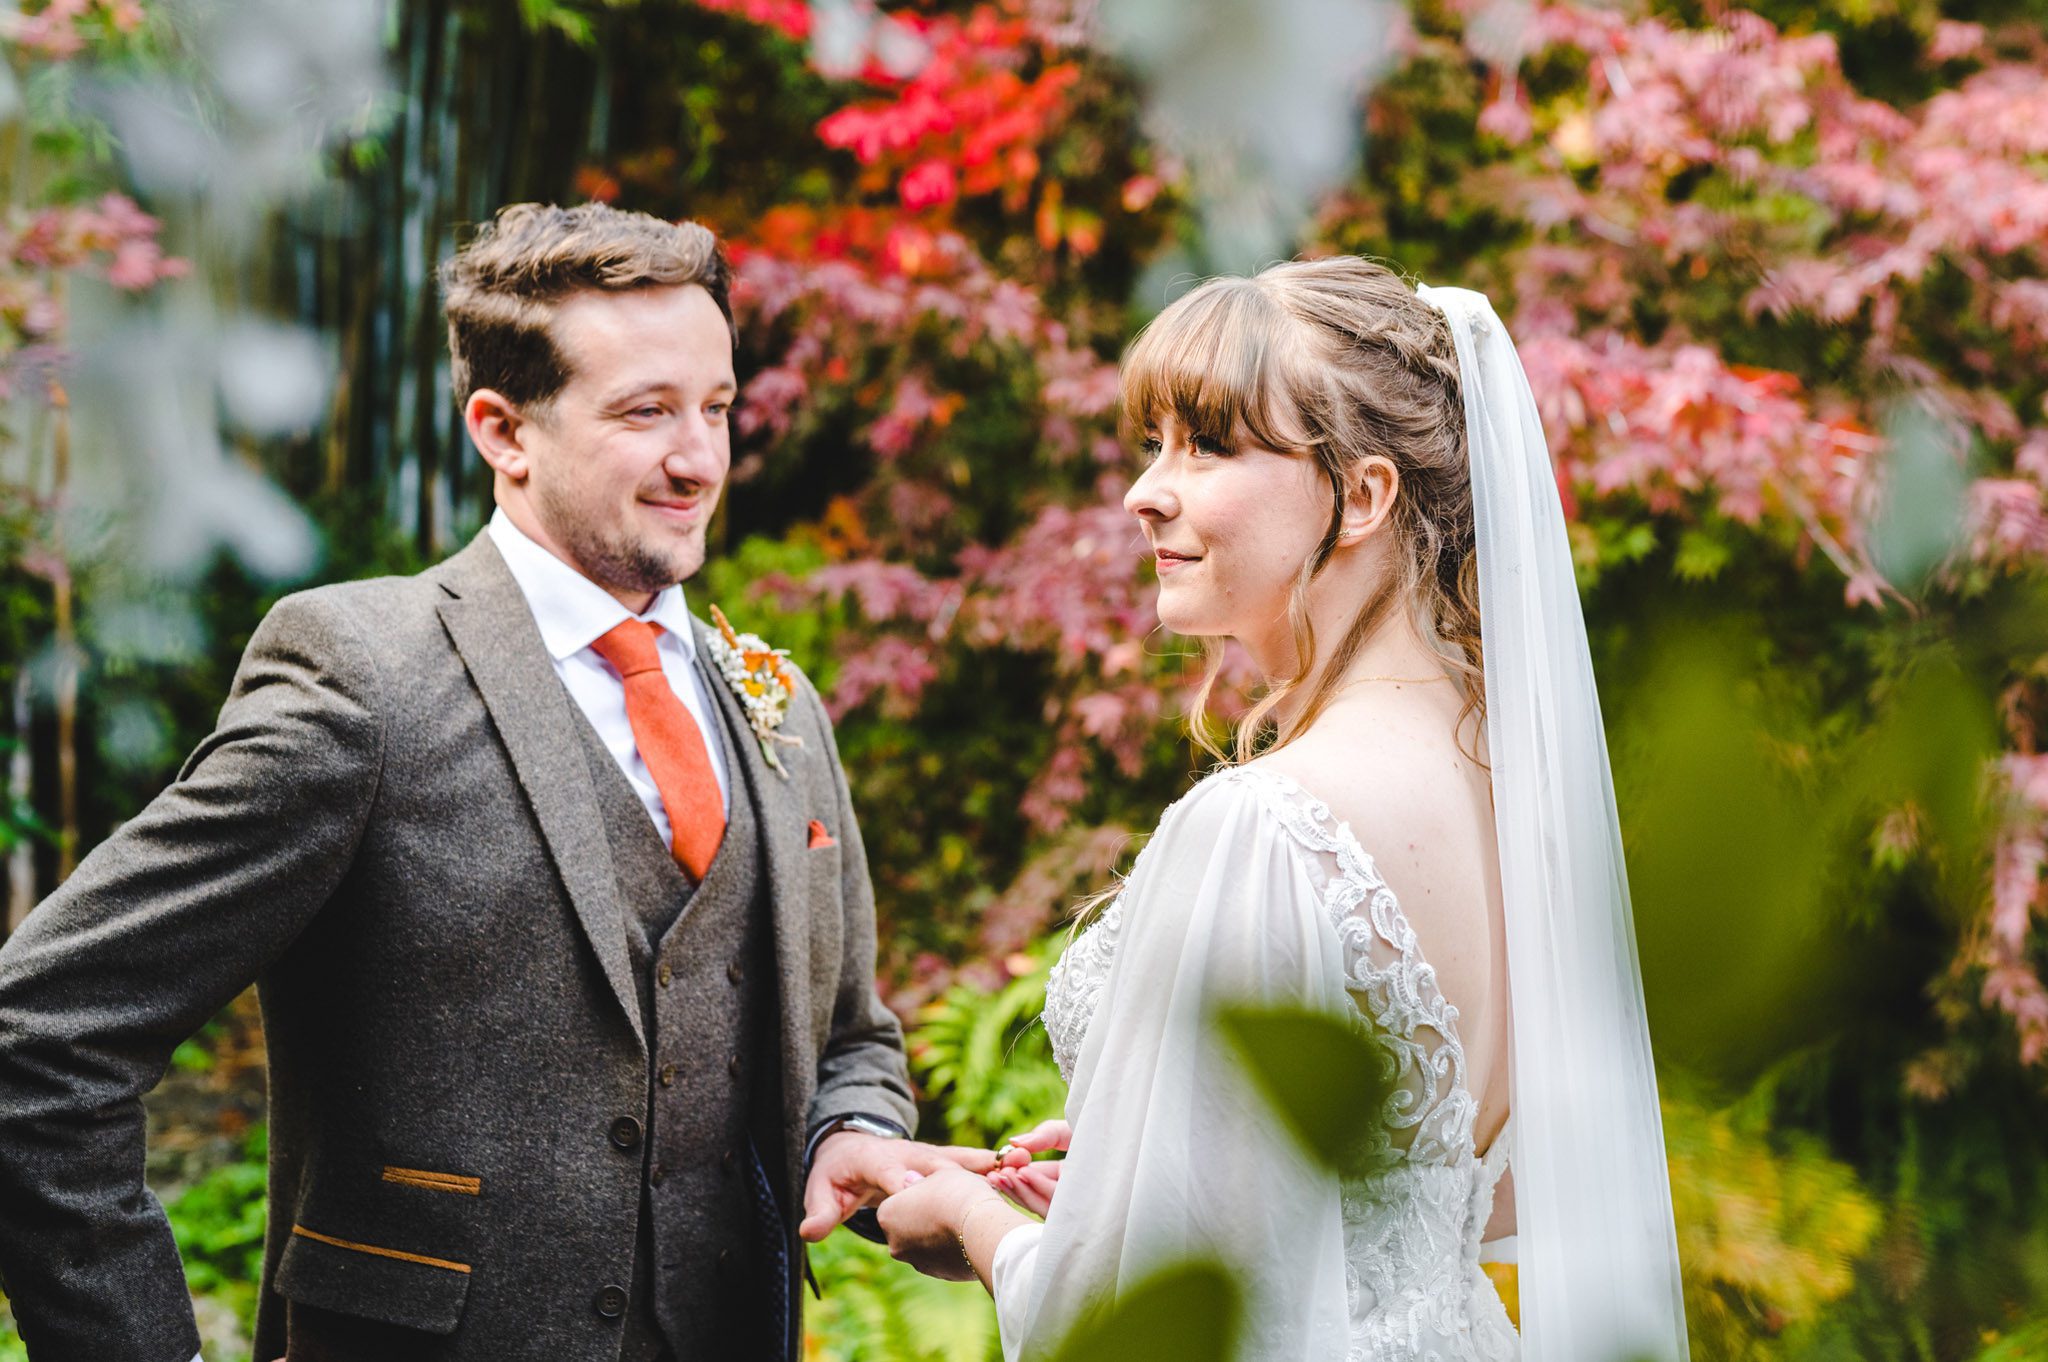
[988,763,1520,1362]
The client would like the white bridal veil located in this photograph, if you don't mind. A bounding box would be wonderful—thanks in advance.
[1415,283,1690,1362]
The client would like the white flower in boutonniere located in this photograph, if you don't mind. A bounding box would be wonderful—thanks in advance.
[707,605,805,777]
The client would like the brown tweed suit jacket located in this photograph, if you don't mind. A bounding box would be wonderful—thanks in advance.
[0,532,916,1362]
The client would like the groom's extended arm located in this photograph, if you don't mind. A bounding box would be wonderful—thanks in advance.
[792,684,996,1243]
[0,592,383,1362]
[802,681,917,1137]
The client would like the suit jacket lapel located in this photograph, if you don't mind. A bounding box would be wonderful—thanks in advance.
[691,618,811,1102]
[433,534,645,1052]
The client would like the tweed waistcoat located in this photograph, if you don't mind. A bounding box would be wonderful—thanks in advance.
[572,685,785,1362]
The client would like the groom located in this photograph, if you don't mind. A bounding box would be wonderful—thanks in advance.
[0,202,981,1362]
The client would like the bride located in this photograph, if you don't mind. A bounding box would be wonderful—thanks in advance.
[875,257,1689,1362]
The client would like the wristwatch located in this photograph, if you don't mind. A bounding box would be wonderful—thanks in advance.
[813,1113,905,1145]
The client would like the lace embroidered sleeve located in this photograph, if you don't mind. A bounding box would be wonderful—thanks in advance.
[1228,767,1480,1170]
[995,771,1357,1362]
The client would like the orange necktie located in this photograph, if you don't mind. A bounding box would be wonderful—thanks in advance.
[589,619,725,879]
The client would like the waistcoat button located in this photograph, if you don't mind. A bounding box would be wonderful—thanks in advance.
[727,959,743,985]
[659,1063,677,1087]
[656,962,673,988]
[595,1284,628,1318]
[609,1116,643,1150]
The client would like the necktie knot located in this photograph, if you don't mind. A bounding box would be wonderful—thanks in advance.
[591,618,666,678]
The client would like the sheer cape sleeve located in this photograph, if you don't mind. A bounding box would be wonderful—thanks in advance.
[991,773,1355,1362]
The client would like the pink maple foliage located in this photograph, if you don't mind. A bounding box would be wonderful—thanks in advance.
[7,0,144,60]
[805,2,1091,248]
[2,195,187,398]
[697,0,2048,1057]
[1466,0,2048,1073]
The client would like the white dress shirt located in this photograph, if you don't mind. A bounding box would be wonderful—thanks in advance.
[487,509,731,842]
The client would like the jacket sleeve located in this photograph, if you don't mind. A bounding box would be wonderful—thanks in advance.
[0,590,385,1362]
[794,680,916,1138]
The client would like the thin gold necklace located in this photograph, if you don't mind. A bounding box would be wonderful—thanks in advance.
[1347,674,1452,685]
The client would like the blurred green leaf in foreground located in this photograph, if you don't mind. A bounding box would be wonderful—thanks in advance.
[1214,1004,1402,1181]
[1041,1260,1242,1362]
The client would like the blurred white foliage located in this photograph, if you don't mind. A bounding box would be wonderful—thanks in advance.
[100,696,170,771]
[1094,0,1401,269]
[100,0,387,234]
[60,0,391,584]
[89,597,207,665]
[218,321,332,437]
[1868,403,1972,590]
[67,300,320,581]
[811,0,929,81]
[1464,0,1538,67]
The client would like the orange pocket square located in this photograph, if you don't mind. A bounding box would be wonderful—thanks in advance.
[807,819,837,849]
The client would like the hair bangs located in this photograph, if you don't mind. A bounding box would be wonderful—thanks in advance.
[1119,278,1317,455]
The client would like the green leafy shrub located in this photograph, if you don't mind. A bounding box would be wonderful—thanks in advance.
[805,1231,1000,1362]
[166,1124,268,1346]
[909,943,1068,1150]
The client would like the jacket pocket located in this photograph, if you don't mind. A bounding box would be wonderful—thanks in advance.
[381,1165,482,1196]
[275,1223,473,1334]
[805,843,844,948]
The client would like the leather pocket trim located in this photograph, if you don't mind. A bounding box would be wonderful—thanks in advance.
[291,1223,472,1274]
[381,1165,482,1196]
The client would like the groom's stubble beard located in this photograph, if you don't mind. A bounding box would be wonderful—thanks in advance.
[535,472,717,597]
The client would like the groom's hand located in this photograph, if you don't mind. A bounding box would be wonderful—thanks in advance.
[799,1133,998,1241]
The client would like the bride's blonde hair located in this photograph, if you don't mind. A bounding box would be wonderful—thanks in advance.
[1122,256,1486,763]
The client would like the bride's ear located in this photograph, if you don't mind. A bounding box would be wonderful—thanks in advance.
[1335,455,1401,547]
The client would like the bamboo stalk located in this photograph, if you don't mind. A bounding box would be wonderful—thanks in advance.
[49,372,76,884]
[0,48,26,206]
[3,44,34,926]
[6,671,32,934]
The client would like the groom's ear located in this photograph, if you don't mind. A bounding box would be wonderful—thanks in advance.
[467,388,539,482]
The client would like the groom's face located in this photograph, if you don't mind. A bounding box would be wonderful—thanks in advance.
[518,283,736,601]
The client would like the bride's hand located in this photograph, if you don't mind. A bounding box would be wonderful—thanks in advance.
[876,1166,1006,1283]
[996,1118,1070,1167]
[988,1159,1061,1217]
[988,1118,1070,1216]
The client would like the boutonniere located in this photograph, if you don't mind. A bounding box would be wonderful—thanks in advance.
[707,605,804,777]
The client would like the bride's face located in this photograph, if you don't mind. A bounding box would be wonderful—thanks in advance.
[1124,412,1333,650]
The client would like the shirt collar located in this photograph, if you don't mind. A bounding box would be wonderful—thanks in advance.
[486,508,699,663]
